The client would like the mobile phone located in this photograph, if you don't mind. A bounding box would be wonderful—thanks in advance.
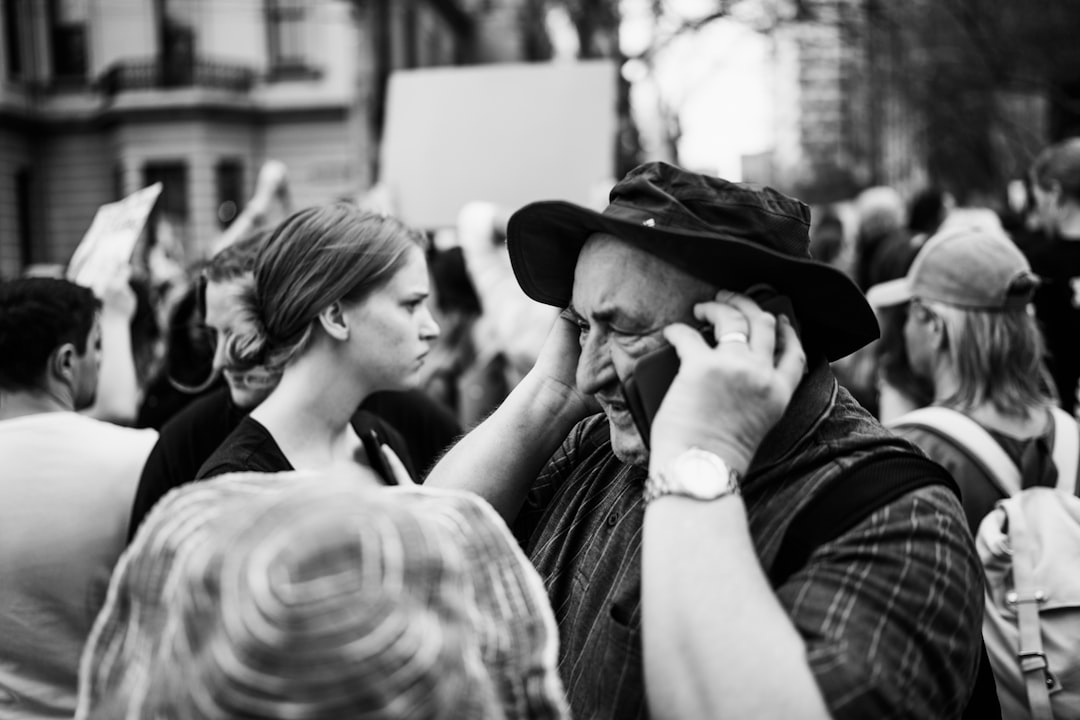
[621,284,799,448]
[361,429,398,486]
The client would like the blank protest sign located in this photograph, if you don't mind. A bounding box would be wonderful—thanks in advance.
[379,60,617,230]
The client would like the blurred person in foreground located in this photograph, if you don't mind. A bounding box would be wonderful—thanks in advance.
[869,226,1064,533]
[129,225,459,540]
[1016,137,1080,414]
[79,471,569,719]
[425,162,985,719]
[195,203,440,482]
[0,277,157,719]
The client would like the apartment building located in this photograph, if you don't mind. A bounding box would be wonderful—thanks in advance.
[0,0,542,276]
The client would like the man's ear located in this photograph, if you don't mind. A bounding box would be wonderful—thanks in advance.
[50,342,78,385]
[317,301,349,341]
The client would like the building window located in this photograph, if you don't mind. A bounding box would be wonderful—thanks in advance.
[143,161,189,252]
[215,160,244,228]
[143,162,189,220]
[4,0,23,80]
[50,0,88,82]
[266,0,309,77]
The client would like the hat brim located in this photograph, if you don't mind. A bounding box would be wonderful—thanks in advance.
[507,200,879,361]
[865,278,913,309]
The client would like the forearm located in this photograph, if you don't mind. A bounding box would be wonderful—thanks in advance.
[642,495,831,720]
[425,372,584,521]
[86,312,140,423]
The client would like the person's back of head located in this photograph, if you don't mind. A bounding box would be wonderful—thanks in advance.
[907,187,951,237]
[809,211,845,267]
[0,277,100,407]
[228,202,426,371]
[1030,137,1080,205]
[78,471,568,720]
[869,227,1048,416]
[852,185,907,290]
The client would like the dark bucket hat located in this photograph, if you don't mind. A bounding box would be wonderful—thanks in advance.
[506,161,878,360]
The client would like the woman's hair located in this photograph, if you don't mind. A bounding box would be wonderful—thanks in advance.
[230,203,424,369]
[930,295,1051,416]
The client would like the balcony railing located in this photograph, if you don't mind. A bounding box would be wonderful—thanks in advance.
[99,58,255,96]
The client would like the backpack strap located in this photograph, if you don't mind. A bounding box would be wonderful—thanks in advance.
[1049,407,1079,496]
[770,451,1000,720]
[888,406,1022,497]
[769,452,958,587]
[1003,498,1056,720]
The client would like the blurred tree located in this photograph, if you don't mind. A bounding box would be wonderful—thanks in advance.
[542,0,804,173]
[862,0,1080,202]
[542,0,1080,199]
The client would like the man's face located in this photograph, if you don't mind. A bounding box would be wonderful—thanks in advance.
[570,233,717,467]
[71,316,102,411]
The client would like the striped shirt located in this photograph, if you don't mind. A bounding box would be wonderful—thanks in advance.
[513,362,983,720]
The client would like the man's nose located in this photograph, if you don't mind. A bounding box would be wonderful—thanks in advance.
[576,332,617,396]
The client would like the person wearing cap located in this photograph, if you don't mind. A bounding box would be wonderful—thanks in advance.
[1017,137,1080,414]
[427,162,984,719]
[869,226,1067,533]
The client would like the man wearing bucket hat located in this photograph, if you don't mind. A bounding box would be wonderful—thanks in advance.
[427,162,984,719]
[868,226,1067,533]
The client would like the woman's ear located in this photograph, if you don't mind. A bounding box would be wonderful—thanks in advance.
[317,301,349,341]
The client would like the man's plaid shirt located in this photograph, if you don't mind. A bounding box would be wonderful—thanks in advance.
[512,362,983,720]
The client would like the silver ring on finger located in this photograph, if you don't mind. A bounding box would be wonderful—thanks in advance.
[718,331,749,345]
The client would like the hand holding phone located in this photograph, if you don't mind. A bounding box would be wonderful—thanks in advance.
[621,285,799,448]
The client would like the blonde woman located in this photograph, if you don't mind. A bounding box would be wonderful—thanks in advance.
[197,203,439,483]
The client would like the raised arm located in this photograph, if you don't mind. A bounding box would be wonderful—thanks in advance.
[424,310,594,521]
[641,291,831,720]
[84,268,140,424]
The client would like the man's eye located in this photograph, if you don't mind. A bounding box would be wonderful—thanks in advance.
[611,327,646,340]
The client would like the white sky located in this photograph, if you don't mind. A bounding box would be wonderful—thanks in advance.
[618,0,776,179]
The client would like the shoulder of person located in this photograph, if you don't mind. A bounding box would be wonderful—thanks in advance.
[159,387,235,434]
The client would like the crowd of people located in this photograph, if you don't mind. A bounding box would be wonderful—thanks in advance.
[4,136,1080,719]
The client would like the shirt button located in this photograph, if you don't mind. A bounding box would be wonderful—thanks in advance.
[606,511,618,527]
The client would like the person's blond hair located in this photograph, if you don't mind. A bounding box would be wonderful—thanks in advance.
[931,297,1052,416]
[229,202,424,370]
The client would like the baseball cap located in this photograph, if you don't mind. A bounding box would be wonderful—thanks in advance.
[867,226,1038,310]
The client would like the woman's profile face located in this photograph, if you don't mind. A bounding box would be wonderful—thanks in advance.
[343,245,440,392]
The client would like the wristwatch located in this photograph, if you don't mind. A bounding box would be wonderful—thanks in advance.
[643,447,742,504]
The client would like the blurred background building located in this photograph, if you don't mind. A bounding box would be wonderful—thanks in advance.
[2,0,1080,275]
[0,0,546,274]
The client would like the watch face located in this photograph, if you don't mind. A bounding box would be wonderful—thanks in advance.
[673,452,735,499]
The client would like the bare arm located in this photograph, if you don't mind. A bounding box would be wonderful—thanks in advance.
[84,270,139,424]
[642,292,831,720]
[424,311,595,521]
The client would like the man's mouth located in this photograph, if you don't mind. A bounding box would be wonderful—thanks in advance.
[597,394,629,415]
